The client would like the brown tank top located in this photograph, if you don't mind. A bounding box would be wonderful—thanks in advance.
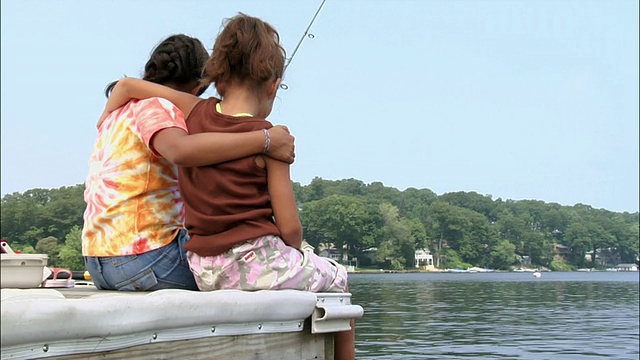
[179,97,280,256]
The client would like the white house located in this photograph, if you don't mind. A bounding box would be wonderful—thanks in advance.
[414,248,434,268]
[615,263,639,272]
[319,249,347,263]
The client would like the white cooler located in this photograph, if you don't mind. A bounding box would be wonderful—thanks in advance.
[0,253,48,288]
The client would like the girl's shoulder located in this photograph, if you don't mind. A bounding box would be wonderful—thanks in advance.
[188,96,221,116]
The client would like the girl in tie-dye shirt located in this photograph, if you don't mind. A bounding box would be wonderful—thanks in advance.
[82,34,295,291]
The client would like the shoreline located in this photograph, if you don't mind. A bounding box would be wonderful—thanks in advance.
[348,269,639,274]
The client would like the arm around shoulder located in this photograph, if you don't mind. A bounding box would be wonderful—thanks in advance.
[103,78,202,121]
[153,128,272,167]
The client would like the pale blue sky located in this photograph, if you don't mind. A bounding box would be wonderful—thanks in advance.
[1,0,638,212]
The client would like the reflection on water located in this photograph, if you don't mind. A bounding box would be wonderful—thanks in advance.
[350,272,640,359]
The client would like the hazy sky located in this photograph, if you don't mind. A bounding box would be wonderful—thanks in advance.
[1,0,638,212]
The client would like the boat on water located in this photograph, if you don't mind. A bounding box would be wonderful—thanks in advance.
[446,267,496,273]
[447,268,470,273]
[467,267,495,273]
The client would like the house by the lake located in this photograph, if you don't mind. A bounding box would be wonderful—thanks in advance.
[414,248,434,269]
[318,248,346,263]
[615,263,639,272]
[554,243,569,257]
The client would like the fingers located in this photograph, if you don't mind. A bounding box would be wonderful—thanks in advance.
[290,145,296,164]
[274,124,290,134]
[267,125,296,163]
[97,110,110,129]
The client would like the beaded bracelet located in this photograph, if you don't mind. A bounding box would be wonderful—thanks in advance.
[263,128,271,153]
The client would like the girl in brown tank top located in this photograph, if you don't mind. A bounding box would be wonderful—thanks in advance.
[97,13,355,360]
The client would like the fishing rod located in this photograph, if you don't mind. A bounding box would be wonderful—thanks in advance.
[280,0,327,90]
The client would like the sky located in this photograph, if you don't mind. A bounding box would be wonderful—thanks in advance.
[1,0,638,213]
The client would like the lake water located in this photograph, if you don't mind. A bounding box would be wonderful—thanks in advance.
[349,272,639,360]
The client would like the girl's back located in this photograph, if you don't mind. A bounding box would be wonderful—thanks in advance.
[179,97,279,257]
[83,97,185,256]
[179,14,355,357]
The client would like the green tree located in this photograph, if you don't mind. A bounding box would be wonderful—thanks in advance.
[565,221,597,267]
[58,225,84,270]
[300,195,382,259]
[1,193,45,247]
[1,184,86,248]
[427,202,465,267]
[495,214,552,266]
[23,227,45,249]
[398,187,437,219]
[439,191,498,222]
[2,180,638,272]
[605,213,639,264]
[35,236,61,266]
[407,218,428,250]
[41,185,86,240]
[486,239,518,269]
[304,177,327,202]
[292,181,306,204]
[20,245,36,254]
[362,182,402,207]
[426,201,491,267]
[440,248,472,269]
[376,203,417,269]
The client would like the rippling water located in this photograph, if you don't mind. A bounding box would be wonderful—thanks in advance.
[349,272,639,359]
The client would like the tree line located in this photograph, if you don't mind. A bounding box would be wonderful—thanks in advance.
[1,179,638,271]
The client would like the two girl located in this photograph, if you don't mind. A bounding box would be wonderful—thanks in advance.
[83,34,295,291]
[102,14,355,359]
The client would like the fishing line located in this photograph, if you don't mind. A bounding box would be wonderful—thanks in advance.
[280,0,327,90]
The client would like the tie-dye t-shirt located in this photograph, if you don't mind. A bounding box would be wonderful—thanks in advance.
[82,97,187,256]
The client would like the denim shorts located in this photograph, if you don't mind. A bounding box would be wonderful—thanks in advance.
[84,229,198,291]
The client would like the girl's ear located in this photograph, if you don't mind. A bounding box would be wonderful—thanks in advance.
[267,78,281,99]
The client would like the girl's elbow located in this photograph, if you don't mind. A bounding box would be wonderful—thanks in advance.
[159,145,190,166]
[280,224,303,246]
[117,77,134,94]
[169,151,194,167]
[168,155,187,166]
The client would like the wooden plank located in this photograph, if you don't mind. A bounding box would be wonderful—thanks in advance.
[46,331,331,360]
[324,333,335,360]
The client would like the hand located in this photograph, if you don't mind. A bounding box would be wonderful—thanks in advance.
[266,125,295,164]
[96,110,110,129]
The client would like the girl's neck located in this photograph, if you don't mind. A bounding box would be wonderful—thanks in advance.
[218,86,265,118]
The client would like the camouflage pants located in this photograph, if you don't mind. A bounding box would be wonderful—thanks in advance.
[188,235,348,292]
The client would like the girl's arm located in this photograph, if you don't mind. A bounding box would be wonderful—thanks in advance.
[265,156,302,249]
[97,77,200,128]
[98,78,296,165]
[153,126,295,166]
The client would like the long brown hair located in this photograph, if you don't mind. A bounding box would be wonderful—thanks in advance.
[201,13,286,97]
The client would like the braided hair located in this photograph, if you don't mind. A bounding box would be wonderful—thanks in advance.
[105,34,209,98]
